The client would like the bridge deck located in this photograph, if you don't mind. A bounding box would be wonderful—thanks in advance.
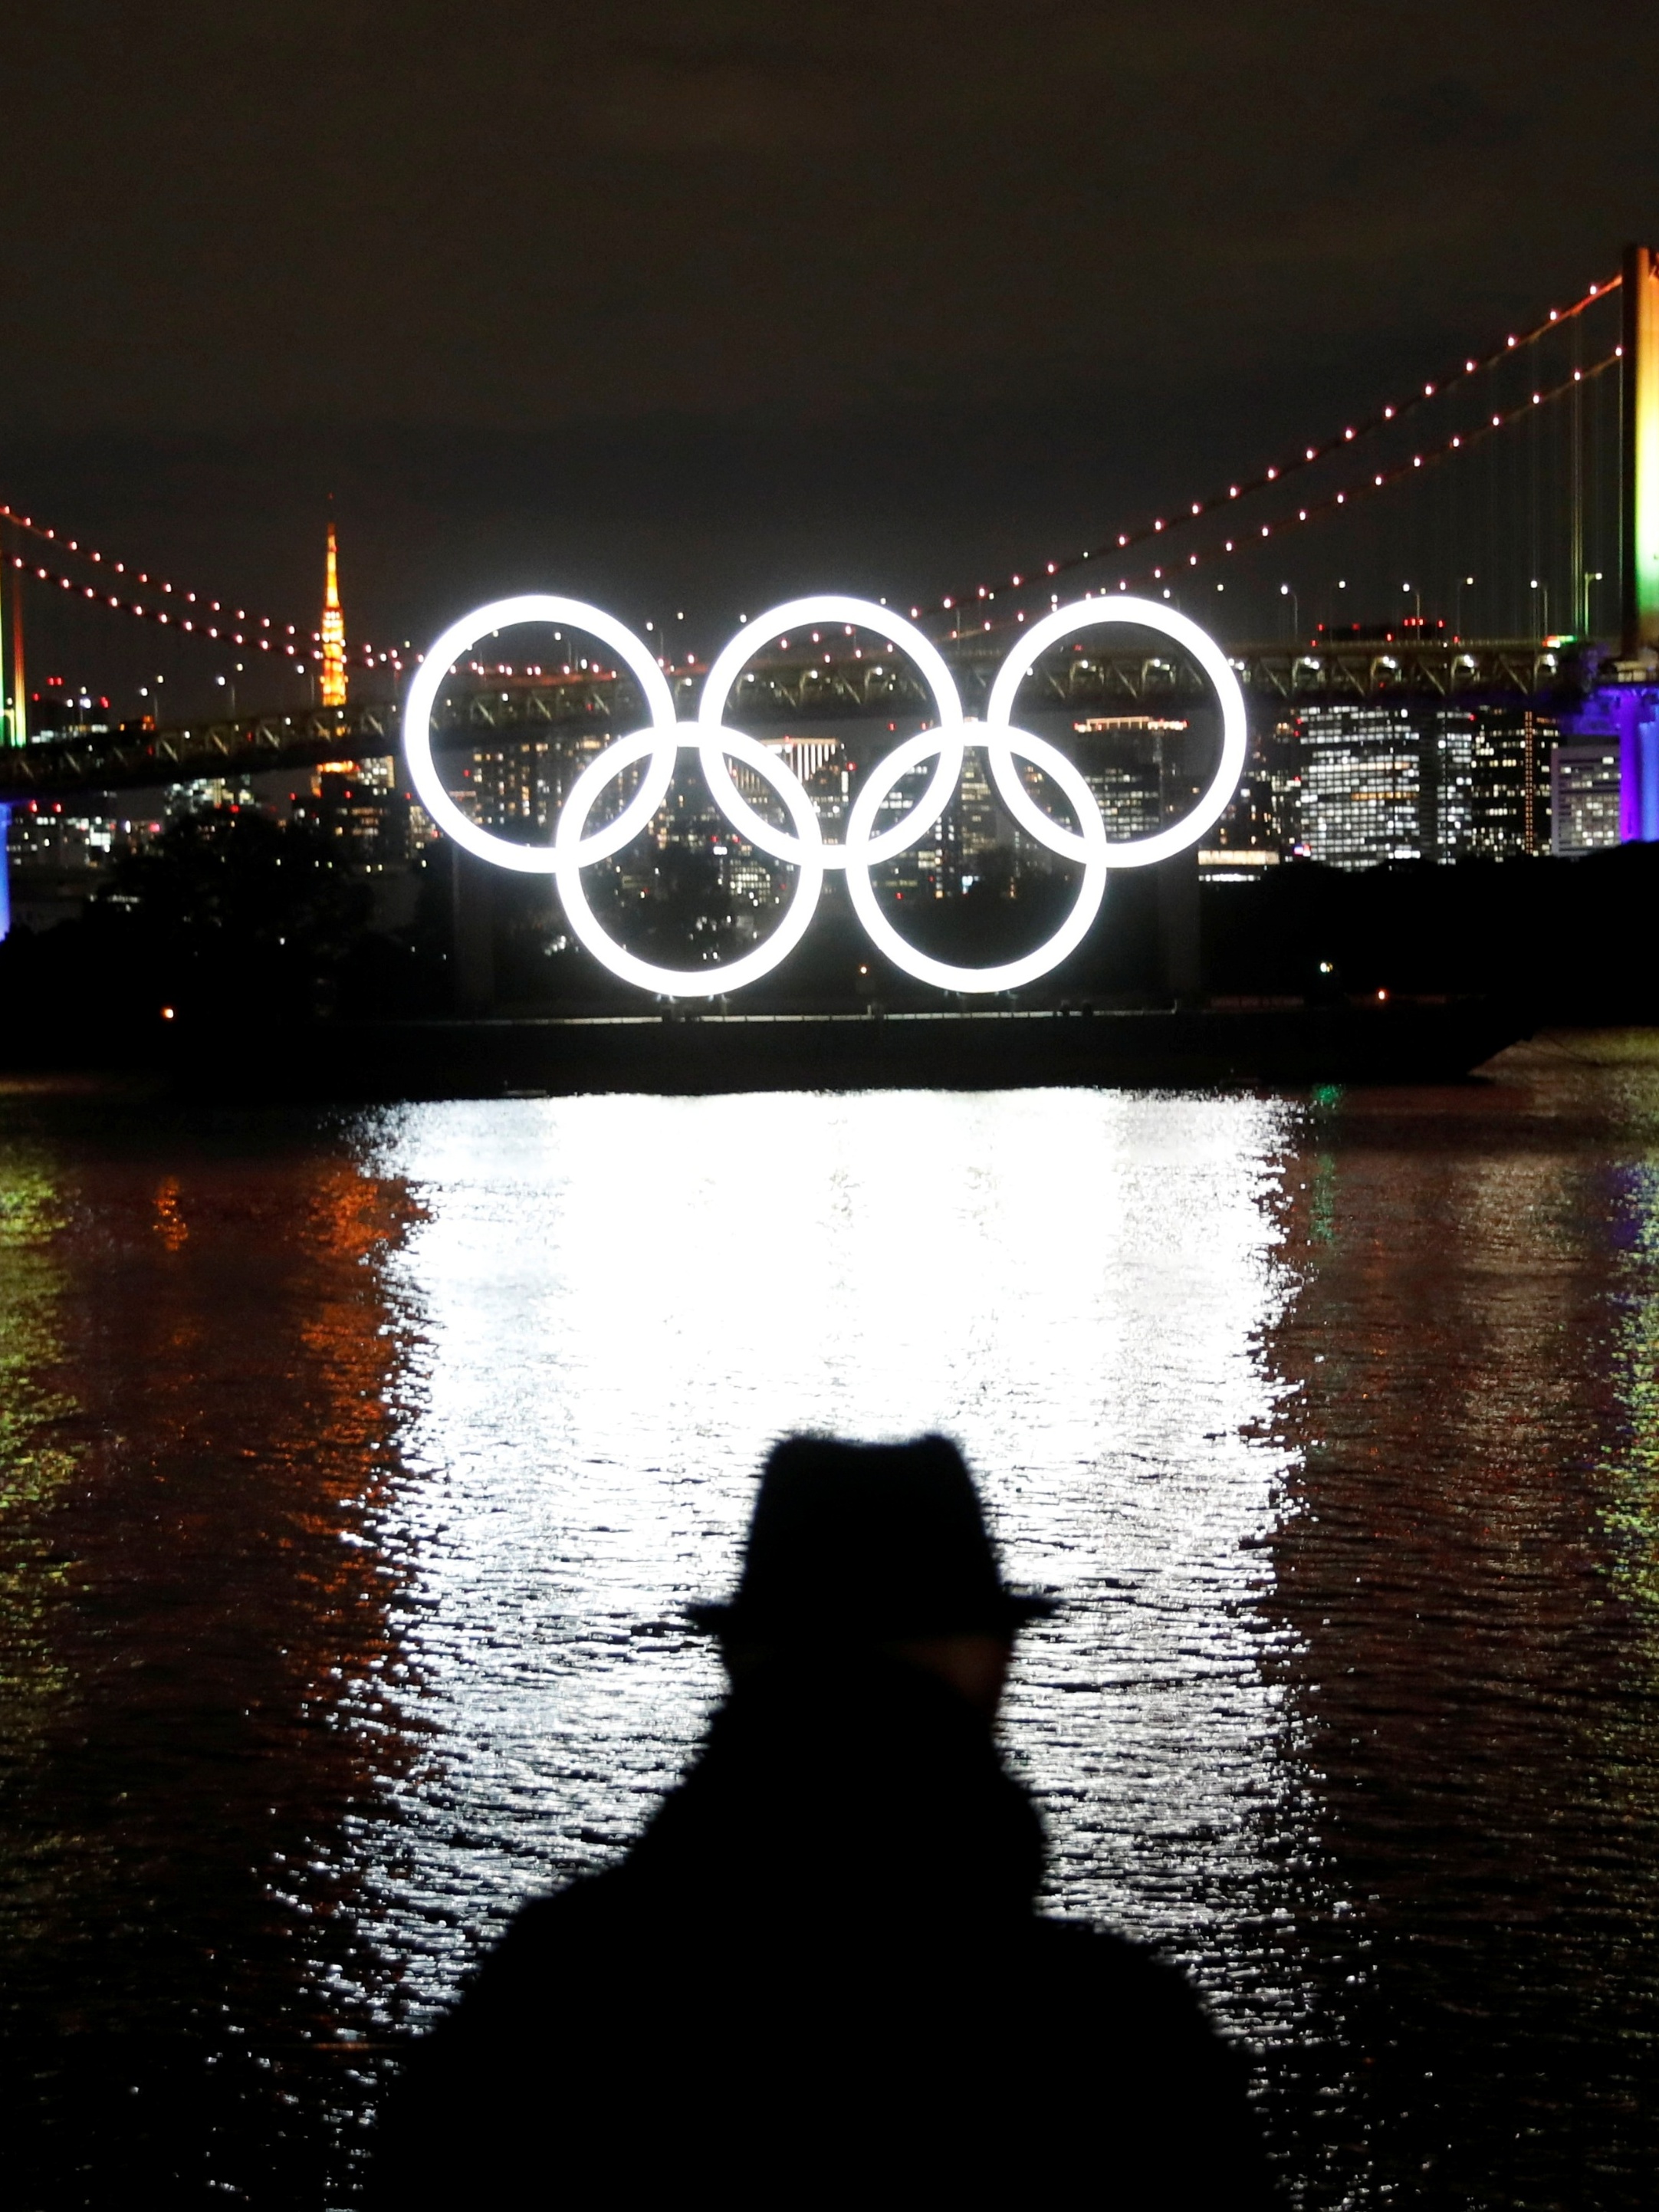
[0,636,1582,801]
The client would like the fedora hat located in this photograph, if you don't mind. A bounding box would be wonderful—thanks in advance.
[688,1434,1057,1642]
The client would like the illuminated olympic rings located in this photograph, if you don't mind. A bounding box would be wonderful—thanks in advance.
[402,592,1249,998]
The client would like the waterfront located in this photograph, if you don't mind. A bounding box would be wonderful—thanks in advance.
[2,1044,1657,2207]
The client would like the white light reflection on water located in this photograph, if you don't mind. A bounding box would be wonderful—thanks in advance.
[357,1087,1312,2045]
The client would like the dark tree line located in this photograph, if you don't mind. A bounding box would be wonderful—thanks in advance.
[5,801,1659,1068]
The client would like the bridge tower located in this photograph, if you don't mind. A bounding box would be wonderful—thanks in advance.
[1624,242,1659,658]
[0,542,15,938]
[320,522,348,708]
[1569,242,1659,842]
[1618,243,1659,838]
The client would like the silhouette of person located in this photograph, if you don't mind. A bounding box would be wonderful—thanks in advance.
[373,1436,1276,2206]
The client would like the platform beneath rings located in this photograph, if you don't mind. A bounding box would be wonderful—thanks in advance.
[140,998,1529,1097]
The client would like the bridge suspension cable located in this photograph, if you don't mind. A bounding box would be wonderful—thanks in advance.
[912,273,1621,627]
[5,547,319,666]
[0,504,409,675]
[941,348,1622,638]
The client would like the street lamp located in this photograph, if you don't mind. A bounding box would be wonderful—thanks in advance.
[1401,580,1421,630]
[1529,578,1549,639]
[1280,582,1299,643]
[1454,576,1475,636]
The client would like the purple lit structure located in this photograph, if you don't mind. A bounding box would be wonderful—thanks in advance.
[1560,680,1659,843]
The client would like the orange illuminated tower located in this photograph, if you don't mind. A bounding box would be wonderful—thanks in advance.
[320,522,348,708]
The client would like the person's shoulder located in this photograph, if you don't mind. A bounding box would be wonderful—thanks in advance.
[366,1872,645,2207]
[493,1865,629,1950]
[1030,1912,1191,1987]
[473,1858,641,1981]
[1023,1918,1278,2204]
[440,1866,639,2025]
[1027,1916,1236,2044]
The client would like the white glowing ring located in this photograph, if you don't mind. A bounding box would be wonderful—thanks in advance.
[843,721,1109,994]
[984,596,1249,867]
[407,590,1252,998]
[402,593,679,874]
[698,595,964,869]
[554,722,825,997]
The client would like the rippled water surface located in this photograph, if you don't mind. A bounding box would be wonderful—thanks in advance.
[2,1045,1657,2207]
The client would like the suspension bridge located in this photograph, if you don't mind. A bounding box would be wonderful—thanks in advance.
[0,245,1656,830]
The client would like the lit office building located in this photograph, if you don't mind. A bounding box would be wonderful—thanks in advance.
[468,731,613,837]
[1297,706,1424,868]
[1071,717,1188,844]
[1427,706,1554,859]
[721,853,780,907]
[290,770,425,871]
[1550,744,1621,856]
[1263,715,1303,856]
[1293,702,1553,869]
[1427,716,1474,859]
[2,799,163,930]
[1201,721,1284,874]
[1085,761,1161,841]
[167,774,258,819]
[928,751,999,898]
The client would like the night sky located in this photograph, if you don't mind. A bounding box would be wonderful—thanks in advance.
[6,1,1658,693]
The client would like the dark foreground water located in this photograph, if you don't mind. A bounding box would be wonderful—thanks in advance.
[2,1042,1657,2209]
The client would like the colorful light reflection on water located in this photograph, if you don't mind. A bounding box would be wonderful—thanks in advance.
[2,1051,1657,2207]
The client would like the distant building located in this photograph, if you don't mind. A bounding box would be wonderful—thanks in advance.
[3,798,159,931]
[168,775,255,819]
[1204,719,1282,870]
[1293,702,1552,868]
[1263,714,1303,855]
[1197,846,1279,881]
[1464,708,1553,858]
[1427,715,1475,859]
[1070,717,1181,843]
[938,751,1000,893]
[1084,759,1161,842]
[1550,743,1621,856]
[1298,705,1423,867]
[291,768,424,871]
[1427,705,1553,859]
[467,727,613,842]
